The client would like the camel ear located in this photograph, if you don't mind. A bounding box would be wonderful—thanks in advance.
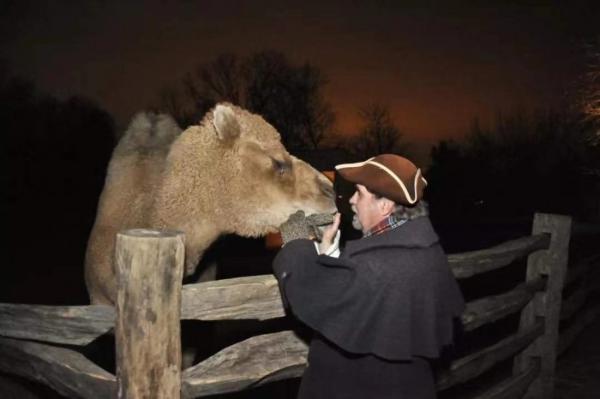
[213,104,241,142]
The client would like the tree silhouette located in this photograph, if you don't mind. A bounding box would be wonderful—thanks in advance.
[157,86,189,128]
[580,36,600,144]
[426,110,597,224]
[155,51,334,150]
[347,103,409,159]
[2,72,115,304]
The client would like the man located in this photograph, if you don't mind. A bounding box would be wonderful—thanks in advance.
[274,154,465,399]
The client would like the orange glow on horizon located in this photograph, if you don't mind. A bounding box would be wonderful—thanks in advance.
[323,170,335,182]
[265,232,283,250]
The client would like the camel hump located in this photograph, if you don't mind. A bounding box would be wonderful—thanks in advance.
[116,112,182,156]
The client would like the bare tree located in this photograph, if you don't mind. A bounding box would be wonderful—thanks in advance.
[428,109,597,221]
[582,38,600,119]
[154,51,334,149]
[244,54,334,149]
[348,103,409,158]
[156,86,190,127]
[580,37,600,143]
[295,64,335,149]
[184,53,244,113]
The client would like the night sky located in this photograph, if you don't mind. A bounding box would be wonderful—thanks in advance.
[2,1,598,159]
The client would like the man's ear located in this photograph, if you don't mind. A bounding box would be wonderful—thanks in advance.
[379,197,396,216]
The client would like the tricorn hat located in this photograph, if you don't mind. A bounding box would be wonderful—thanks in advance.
[335,154,427,206]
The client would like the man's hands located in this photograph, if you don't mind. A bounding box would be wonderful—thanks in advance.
[318,213,341,254]
[278,211,336,245]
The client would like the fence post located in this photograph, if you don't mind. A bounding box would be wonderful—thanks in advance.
[115,229,185,399]
[514,213,571,399]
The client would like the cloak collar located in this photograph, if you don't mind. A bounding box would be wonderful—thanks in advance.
[344,216,439,256]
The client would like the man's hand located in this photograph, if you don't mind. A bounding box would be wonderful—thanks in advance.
[318,213,341,254]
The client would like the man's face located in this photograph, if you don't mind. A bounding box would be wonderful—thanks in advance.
[349,184,383,234]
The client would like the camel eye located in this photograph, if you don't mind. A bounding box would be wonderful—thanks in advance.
[272,158,291,176]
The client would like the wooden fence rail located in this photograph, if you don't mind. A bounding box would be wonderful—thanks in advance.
[557,250,600,356]
[1,213,596,399]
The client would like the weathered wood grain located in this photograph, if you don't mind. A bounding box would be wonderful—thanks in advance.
[558,253,600,355]
[181,275,284,321]
[462,277,546,332]
[513,213,571,399]
[473,358,541,399]
[448,233,550,279]
[437,320,544,390]
[181,330,308,398]
[558,302,600,356]
[115,229,184,399]
[0,303,114,345]
[0,337,116,399]
[558,253,600,353]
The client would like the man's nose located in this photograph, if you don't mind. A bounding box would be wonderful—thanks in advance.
[349,191,357,204]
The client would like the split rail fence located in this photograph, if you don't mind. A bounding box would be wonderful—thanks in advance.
[1,212,599,399]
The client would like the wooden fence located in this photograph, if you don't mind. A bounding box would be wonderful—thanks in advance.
[557,223,600,357]
[0,213,598,399]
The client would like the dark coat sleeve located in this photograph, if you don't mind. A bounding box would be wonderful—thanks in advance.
[272,239,465,361]
[273,239,374,332]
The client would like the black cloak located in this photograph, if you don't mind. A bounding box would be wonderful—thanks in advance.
[272,216,465,362]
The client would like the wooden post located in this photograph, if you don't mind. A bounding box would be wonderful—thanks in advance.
[115,229,185,399]
[514,213,571,399]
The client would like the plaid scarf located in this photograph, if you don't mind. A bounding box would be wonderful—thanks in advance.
[364,215,407,237]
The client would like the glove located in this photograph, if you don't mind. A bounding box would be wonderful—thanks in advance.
[279,211,335,245]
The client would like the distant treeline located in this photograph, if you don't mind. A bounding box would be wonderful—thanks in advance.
[1,73,115,304]
[426,111,600,225]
